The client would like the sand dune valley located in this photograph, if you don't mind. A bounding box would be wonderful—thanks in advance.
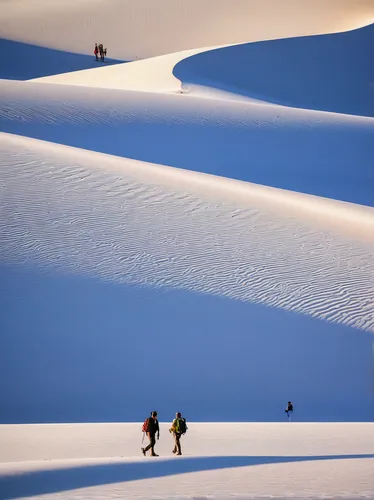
[0,1,374,499]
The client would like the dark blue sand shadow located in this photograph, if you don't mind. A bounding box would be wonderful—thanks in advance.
[174,23,374,118]
[1,454,373,499]
[1,264,374,424]
[0,39,125,80]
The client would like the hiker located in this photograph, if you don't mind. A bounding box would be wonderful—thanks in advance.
[94,43,99,61]
[103,48,107,60]
[285,401,294,421]
[141,411,160,457]
[169,412,187,456]
[99,43,104,62]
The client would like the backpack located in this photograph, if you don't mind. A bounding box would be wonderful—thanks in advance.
[175,417,187,434]
[142,417,151,433]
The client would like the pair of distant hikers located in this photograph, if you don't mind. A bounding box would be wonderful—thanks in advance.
[94,43,107,62]
[141,411,187,457]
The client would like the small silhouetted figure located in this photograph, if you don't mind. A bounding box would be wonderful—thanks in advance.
[141,411,160,457]
[98,43,104,62]
[103,48,107,61]
[169,412,188,456]
[94,43,99,61]
[285,401,294,421]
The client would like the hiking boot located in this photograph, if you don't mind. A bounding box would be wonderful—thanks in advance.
[176,453,182,455]
[141,448,146,456]
[150,453,159,457]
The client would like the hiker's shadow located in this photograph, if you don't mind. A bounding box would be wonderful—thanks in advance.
[1,454,373,499]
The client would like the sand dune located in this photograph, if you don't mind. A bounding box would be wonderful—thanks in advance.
[1,0,374,432]
[0,423,374,499]
[32,47,202,94]
[27,3,374,95]
[2,0,373,61]
[1,79,373,207]
[175,23,374,116]
[1,132,373,333]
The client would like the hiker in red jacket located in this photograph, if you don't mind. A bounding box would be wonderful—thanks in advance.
[94,43,99,61]
[141,411,160,457]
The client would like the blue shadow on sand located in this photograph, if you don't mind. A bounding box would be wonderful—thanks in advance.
[0,39,125,80]
[174,23,374,117]
[1,454,373,498]
[2,265,374,424]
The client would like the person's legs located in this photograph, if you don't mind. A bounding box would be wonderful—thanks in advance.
[143,434,155,453]
[174,433,182,455]
[172,433,177,453]
[150,435,158,455]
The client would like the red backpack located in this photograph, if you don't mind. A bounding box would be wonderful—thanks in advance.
[142,417,151,433]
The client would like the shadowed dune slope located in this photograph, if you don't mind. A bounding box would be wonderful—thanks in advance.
[0,39,124,80]
[1,132,373,332]
[1,80,373,206]
[1,133,374,423]
[174,24,374,117]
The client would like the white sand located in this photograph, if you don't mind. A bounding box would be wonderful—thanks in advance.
[2,0,372,93]
[2,0,373,60]
[1,2,374,498]
[0,423,373,499]
[1,131,373,333]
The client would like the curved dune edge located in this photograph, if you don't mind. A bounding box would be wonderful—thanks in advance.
[24,1,374,94]
[1,78,374,208]
[2,0,374,60]
[173,22,374,115]
[1,133,373,333]
[1,133,373,243]
[30,47,206,94]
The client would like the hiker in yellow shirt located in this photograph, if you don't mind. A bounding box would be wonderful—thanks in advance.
[169,412,187,456]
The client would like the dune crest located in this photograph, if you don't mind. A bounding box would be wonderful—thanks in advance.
[2,0,373,61]
[1,133,373,333]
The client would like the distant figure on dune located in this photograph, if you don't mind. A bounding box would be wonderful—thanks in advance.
[285,401,294,421]
[98,43,104,62]
[93,43,107,62]
[141,411,160,457]
[169,412,188,456]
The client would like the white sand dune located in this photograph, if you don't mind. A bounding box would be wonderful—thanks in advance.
[32,47,204,94]
[3,0,373,94]
[1,0,374,437]
[1,79,373,207]
[1,132,373,333]
[0,423,373,499]
[1,2,374,498]
[2,0,373,61]
[174,23,374,116]
[26,1,374,94]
